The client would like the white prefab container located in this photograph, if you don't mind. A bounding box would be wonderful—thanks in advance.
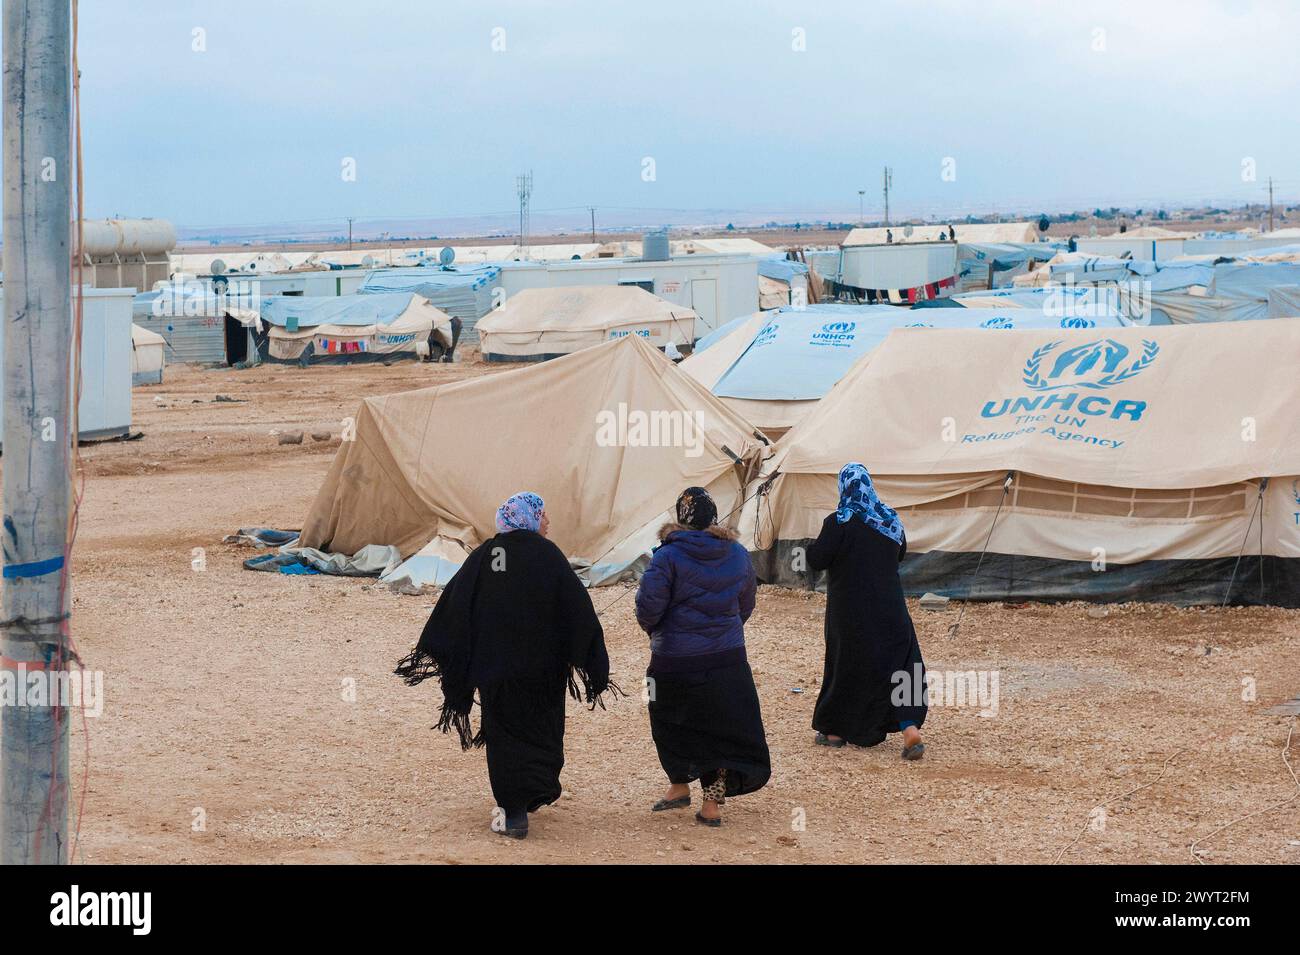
[838,242,957,291]
[0,287,134,442]
[494,254,758,337]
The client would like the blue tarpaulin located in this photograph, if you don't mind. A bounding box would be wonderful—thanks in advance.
[260,293,417,328]
[758,256,810,282]
[709,303,1122,402]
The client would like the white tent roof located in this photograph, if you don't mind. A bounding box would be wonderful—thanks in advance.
[476,285,697,358]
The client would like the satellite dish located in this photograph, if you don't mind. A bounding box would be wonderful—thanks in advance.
[438,246,456,267]
[361,255,376,269]
[210,258,227,275]
[1089,225,1098,238]
[903,225,914,238]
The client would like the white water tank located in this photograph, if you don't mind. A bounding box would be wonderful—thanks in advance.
[81,219,176,257]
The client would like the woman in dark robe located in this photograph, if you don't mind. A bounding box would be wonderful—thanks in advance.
[395,492,618,839]
[635,487,770,827]
[806,463,928,759]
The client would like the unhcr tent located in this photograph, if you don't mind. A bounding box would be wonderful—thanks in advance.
[298,334,767,587]
[259,293,457,365]
[130,323,166,385]
[949,286,1121,317]
[679,304,1123,438]
[475,285,697,362]
[745,322,1300,606]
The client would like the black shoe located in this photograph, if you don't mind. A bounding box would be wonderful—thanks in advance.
[694,811,722,828]
[496,811,529,839]
[652,795,691,812]
[901,742,926,761]
[815,732,847,748]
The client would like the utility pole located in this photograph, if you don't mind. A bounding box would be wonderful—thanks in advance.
[882,167,893,228]
[2,0,73,865]
[346,216,354,250]
[857,190,864,226]
[1268,177,1274,232]
[516,171,532,258]
[588,206,596,243]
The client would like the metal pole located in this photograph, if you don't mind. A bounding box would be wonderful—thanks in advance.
[2,0,73,865]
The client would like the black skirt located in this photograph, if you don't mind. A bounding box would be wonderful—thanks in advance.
[647,659,771,798]
[478,680,567,814]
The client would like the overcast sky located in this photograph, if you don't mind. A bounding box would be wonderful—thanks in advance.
[69,0,1298,230]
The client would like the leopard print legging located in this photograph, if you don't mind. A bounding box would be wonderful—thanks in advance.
[701,769,728,805]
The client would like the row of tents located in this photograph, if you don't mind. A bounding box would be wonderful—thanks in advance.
[297,320,1300,607]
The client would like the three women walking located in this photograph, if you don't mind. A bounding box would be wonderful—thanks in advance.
[398,467,923,839]
[806,463,928,758]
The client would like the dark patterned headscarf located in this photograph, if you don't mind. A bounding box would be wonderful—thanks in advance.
[835,463,904,545]
[675,486,717,530]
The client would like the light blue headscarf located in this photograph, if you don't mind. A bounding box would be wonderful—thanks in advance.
[495,491,545,534]
[834,463,904,545]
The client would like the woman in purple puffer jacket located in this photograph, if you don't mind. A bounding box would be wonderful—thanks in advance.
[634,486,771,828]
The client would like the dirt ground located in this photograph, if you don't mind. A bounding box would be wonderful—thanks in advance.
[49,354,1300,864]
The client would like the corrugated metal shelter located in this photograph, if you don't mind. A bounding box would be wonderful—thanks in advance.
[358,265,500,341]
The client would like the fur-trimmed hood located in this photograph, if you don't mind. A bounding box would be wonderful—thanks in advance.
[657,522,739,543]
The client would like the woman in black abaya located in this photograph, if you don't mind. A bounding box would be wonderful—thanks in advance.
[806,463,927,759]
[395,492,618,839]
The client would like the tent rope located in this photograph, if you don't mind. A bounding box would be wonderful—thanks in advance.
[1188,715,1298,864]
[1052,749,1185,864]
[947,471,1016,641]
[1220,478,1268,608]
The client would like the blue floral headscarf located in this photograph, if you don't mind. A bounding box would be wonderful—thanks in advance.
[834,463,904,545]
[495,491,545,534]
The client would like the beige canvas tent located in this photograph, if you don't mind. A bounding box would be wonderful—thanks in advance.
[744,322,1300,605]
[299,334,769,586]
[130,323,166,385]
[476,285,697,361]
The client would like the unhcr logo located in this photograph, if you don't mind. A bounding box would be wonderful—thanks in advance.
[980,316,1015,329]
[753,321,779,346]
[809,320,855,347]
[1022,338,1159,392]
[980,338,1158,426]
[595,402,705,458]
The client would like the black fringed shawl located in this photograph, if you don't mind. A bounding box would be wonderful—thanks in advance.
[395,529,619,749]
